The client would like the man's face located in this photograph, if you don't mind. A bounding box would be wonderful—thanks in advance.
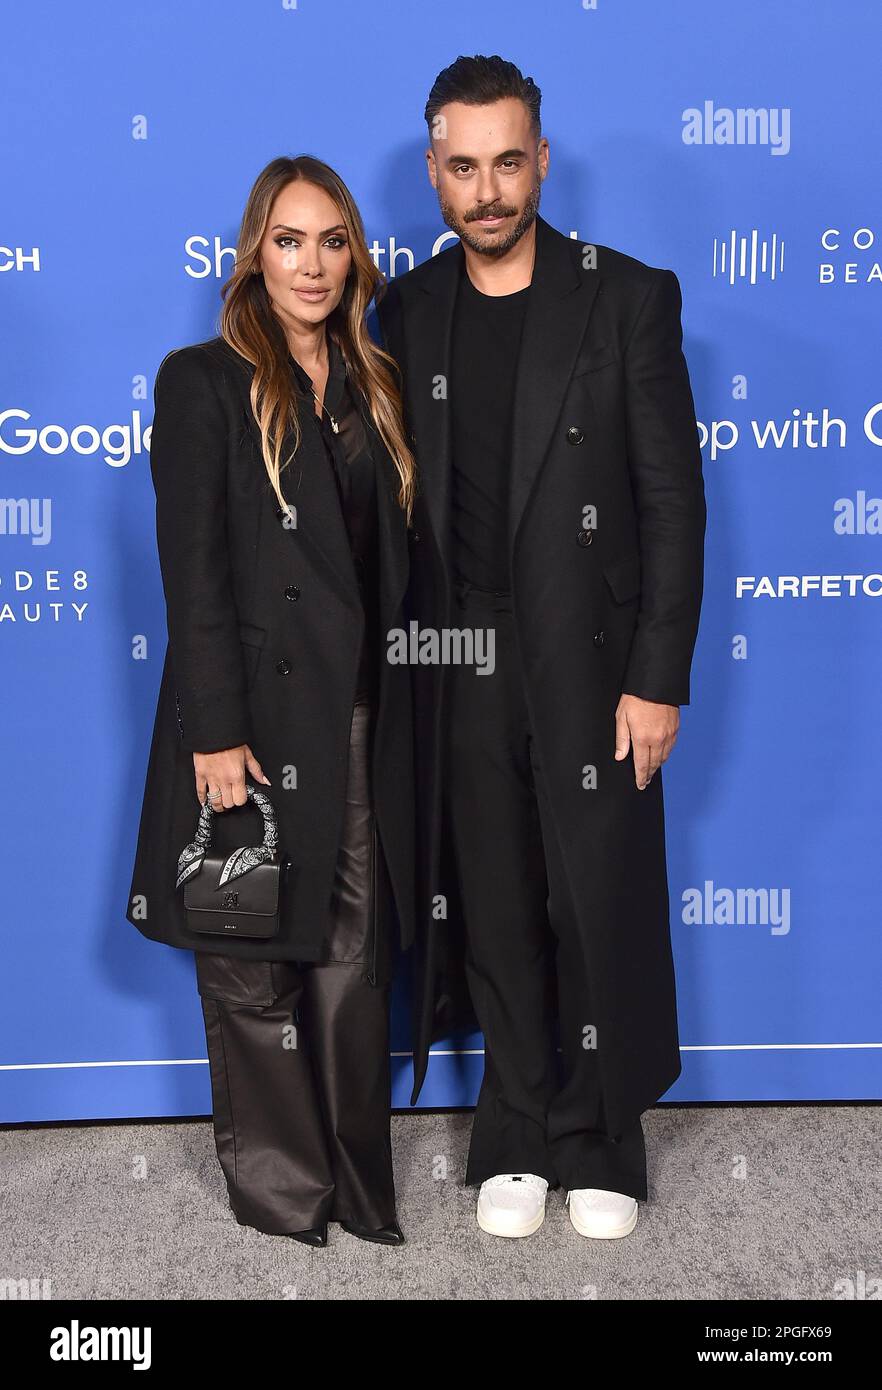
[426,97,549,257]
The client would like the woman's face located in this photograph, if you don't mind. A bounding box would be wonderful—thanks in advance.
[256,180,353,331]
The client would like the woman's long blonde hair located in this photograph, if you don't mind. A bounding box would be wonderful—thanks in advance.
[219,155,415,520]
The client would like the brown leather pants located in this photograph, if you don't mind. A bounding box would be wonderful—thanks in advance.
[194,699,396,1234]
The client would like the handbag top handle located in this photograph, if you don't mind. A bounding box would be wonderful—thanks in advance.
[175,780,279,891]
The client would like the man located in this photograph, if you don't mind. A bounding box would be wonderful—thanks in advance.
[377,55,706,1239]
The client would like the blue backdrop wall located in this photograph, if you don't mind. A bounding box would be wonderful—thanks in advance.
[2,0,879,1122]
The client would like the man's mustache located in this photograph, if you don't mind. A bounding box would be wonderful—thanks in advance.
[464,205,516,222]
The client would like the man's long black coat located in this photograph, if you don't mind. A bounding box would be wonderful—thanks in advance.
[125,337,414,963]
[377,214,706,1128]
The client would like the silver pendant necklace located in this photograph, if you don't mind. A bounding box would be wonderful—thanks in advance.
[310,387,339,433]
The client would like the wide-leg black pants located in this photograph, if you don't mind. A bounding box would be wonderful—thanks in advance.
[194,699,396,1234]
[446,586,648,1202]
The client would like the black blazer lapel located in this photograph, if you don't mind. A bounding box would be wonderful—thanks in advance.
[222,344,361,607]
[408,238,464,582]
[400,216,603,577]
[508,215,602,546]
[271,412,361,606]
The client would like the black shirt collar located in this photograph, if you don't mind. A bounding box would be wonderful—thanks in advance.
[288,333,347,415]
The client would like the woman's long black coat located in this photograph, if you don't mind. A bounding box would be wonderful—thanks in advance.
[125,337,414,962]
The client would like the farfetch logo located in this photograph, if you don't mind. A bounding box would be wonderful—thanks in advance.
[736,574,882,598]
[0,244,40,271]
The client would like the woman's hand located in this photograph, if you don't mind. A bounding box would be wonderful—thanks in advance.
[193,746,271,810]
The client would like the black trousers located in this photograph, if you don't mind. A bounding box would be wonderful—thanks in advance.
[446,585,648,1201]
[194,699,396,1234]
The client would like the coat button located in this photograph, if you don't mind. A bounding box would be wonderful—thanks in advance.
[577,529,593,546]
[566,425,584,445]
[275,658,292,675]
[410,529,421,543]
[284,584,300,601]
[593,630,605,648]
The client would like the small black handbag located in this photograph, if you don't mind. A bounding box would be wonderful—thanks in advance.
[174,781,289,940]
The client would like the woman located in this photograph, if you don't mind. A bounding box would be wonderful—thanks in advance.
[125,155,416,1247]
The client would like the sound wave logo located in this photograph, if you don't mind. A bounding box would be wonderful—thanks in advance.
[713,230,785,283]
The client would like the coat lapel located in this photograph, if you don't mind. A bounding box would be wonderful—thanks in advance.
[407,239,462,579]
[411,214,603,571]
[226,343,361,606]
[508,216,602,545]
[221,336,409,624]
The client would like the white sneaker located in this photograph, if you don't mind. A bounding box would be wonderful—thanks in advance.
[476,1173,548,1237]
[566,1187,639,1239]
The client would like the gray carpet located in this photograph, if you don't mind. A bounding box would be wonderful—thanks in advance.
[2,1106,877,1300]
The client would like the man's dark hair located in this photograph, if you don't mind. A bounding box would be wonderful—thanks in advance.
[424,55,542,138]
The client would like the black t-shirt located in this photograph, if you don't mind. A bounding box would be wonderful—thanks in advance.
[449,260,531,592]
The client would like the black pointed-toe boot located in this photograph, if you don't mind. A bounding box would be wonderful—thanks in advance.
[340,1219,404,1246]
[286,1223,329,1248]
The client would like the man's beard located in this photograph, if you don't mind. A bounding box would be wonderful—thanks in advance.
[438,179,542,258]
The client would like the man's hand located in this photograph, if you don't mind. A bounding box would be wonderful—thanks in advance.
[614,694,679,790]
